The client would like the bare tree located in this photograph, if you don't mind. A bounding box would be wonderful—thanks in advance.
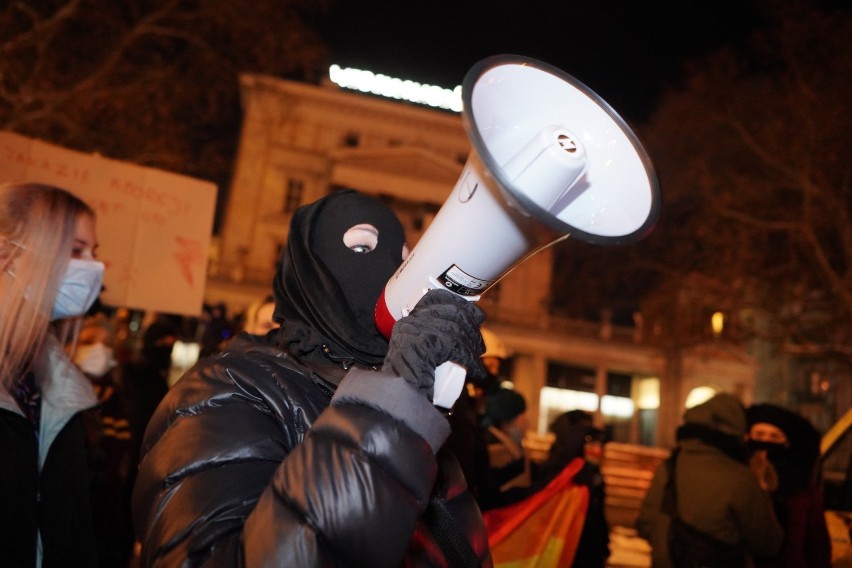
[548,1,851,417]
[635,1,851,357]
[0,0,330,229]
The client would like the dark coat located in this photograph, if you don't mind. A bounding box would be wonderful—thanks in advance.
[637,395,784,568]
[132,334,492,567]
[0,340,99,568]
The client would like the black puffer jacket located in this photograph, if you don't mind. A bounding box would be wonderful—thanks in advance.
[132,333,492,567]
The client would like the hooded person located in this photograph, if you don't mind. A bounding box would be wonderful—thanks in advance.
[131,190,493,567]
[746,404,832,568]
[637,393,784,568]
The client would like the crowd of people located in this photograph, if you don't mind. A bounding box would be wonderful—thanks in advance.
[1,182,836,568]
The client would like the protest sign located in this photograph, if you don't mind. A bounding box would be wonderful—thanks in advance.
[0,131,216,316]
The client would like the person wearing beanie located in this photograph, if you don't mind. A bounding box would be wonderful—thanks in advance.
[637,393,784,568]
[479,388,531,510]
[746,403,831,568]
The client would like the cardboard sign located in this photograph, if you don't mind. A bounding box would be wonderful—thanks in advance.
[0,131,217,316]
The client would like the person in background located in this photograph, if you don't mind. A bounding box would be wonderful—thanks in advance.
[132,189,492,566]
[747,403,832,568]
[110,307,136,369]
[637,393,784,568]
[75,313,135,568]
[0,182,104,568]
[535,409,610,567]
[480,387,532,510]
[242,294,279,335]
[445,325,505,502]
[122,316,177,461]
[198,302,234,357]
[479,327,507,385]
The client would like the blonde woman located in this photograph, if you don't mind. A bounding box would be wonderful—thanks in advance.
[0,182,105,568]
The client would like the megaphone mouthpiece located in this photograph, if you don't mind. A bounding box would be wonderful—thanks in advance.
[501,124,588,212]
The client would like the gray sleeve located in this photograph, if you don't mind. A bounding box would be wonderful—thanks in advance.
[332,368,451,453]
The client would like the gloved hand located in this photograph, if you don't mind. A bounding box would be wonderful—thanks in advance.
[382,288,487,401]
[749,451,779,492]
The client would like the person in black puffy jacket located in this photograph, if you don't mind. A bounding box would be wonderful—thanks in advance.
[132,189,493,567]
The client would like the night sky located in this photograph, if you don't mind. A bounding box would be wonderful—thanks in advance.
[317,1,762,122]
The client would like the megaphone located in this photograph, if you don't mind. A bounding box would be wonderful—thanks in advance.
[375,55,660,408]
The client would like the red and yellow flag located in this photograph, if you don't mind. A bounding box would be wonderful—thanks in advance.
[483,458,589,567]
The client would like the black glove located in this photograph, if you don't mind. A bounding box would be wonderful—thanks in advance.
[382,288,487,400]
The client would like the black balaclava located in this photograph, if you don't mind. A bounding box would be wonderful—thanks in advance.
[272,190,406,367]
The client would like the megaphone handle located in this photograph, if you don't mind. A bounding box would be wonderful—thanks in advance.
[432,360,467,410]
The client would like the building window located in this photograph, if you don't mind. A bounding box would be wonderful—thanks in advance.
[274,242,284,269]
[343,132,360,147]
[546,362,596,391]
[284,179,304,213]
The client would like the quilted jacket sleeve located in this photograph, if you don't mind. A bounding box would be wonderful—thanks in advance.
[132,350,451,568]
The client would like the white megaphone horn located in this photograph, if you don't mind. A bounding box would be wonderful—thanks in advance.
[375,55,661,408]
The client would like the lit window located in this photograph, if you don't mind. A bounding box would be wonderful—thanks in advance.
[284,179,304,213]
[343,132,360,147]
[685,386,717,409]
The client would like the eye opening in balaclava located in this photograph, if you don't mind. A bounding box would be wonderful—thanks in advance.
[342,224,378,253]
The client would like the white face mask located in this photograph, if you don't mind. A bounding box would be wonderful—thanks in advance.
[51,258,105,321]
[74,342,116,378]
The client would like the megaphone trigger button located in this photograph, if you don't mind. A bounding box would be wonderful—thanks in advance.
[557,134,579,154]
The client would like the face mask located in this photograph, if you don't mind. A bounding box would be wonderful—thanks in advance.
[51,258,105,320]
[747,439,789,462]
[584,439,603,465]
[74,342,116,378]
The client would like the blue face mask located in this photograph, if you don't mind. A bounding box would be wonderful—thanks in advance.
[51,258,105,320]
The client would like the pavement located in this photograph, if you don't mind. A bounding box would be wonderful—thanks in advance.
[607,525,652,567]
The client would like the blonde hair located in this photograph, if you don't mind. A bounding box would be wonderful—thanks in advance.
[0,182,95,391]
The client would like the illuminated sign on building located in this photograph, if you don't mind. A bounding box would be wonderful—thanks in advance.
[328,64,463,112]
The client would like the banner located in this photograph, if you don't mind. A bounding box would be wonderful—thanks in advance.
[483,458,589,567]
[0,131,216,316]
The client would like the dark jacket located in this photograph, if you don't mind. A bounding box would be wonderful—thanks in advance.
[0,338,99,568]
[637,394,784,568]
[132,333,492,567]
